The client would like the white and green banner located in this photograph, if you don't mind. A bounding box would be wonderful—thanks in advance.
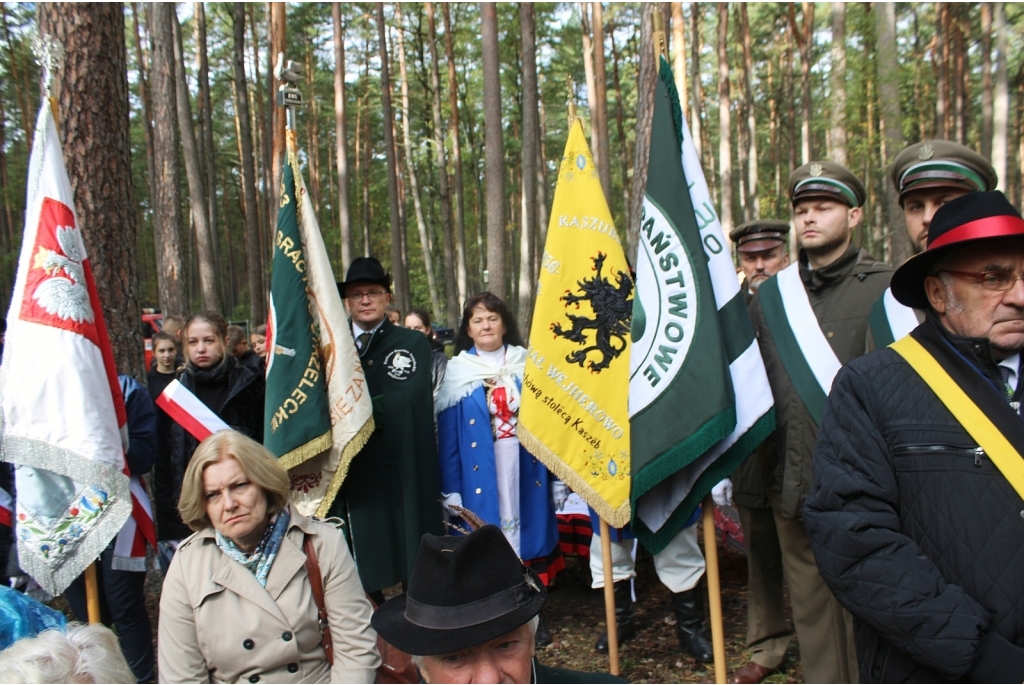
[630,57,775,553]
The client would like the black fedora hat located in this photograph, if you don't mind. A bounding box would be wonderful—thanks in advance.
[890,191,1024,309]
[337,256,391,293]
[371,526,547,656]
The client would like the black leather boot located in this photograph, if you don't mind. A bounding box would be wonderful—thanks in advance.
[595,581,638,653]
[671,588,713,663]
[535,613,552,648]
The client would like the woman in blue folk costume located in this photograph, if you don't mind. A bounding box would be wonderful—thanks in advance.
[436,292,567,646]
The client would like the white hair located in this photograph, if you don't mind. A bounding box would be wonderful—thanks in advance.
[409,616,541,669]
[0,623,136,684]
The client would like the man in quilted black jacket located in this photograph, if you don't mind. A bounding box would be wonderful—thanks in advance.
[805,191,1024,683]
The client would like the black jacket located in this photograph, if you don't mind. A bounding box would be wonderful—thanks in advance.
[155,356,264,541]
[804,317,1024,683]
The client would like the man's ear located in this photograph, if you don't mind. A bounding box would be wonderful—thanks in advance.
[781,252,791,268]
[847,206,863,229]
[924,275,948,314]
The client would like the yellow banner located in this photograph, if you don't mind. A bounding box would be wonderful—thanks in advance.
[519,119,633,527]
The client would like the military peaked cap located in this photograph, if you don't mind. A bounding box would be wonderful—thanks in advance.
[789,161,866,208]
[730,219,790,253]
[890,140,998,205]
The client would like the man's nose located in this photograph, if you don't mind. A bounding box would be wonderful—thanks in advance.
[1002,274,1024,306]
[468,658,502,684]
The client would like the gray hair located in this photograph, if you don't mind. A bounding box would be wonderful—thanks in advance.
[409,616,541,669]
[0,623,136,684]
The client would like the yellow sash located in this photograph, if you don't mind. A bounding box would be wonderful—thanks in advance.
[891,335,1024,501]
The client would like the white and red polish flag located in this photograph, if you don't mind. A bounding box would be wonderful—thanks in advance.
[156,380,231,441]
[0,102,134,595]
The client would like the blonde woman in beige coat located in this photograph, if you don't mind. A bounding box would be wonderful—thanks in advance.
[157,431,380,684]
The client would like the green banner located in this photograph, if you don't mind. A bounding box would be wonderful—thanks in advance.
[264,160,332,465]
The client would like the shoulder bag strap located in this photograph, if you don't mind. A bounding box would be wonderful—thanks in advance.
[303,534,335,666]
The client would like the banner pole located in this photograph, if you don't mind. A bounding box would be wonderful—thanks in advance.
[84,562,101,623]
[599,518,620,676]
[702,495,727,683]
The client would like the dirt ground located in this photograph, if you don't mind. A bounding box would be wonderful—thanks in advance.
[49,526,805,684]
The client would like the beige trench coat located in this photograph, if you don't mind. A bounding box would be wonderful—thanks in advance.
[158,509,380,683]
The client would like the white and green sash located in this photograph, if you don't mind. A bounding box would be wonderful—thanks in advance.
[869,287,920,348]
[758,263,841,424]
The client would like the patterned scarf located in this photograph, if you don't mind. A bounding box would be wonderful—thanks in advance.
[215,506,291,587]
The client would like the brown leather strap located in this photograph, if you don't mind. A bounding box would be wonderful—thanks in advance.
[303,534,334,666]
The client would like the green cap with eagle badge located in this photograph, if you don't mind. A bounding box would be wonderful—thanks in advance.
[890,140,998,205]
[788,161,866,208]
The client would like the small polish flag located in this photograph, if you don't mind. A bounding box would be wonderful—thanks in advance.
[0,486,12,528]
[156,380,231,442]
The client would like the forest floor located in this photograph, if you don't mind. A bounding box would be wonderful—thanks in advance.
[50,525,805,684]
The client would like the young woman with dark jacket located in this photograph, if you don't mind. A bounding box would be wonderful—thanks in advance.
[154,310,265,549]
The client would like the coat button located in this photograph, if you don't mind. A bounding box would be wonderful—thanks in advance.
[287,664,299,674]
[473,465,479,471]
[282,631,293,642]
[475,488,482,494]
[471,442,477,448]
[469,419,475,425]
[243,639,255,650]
[536,480,542,486]
[249,676,260,684]
[368,359,373,365]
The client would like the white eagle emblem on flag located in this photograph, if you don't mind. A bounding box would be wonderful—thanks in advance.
[31,223,94,324]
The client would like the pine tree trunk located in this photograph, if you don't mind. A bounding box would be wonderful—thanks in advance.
[332,3,353,271]
[591,2,612,202]
[195,2,219,278]
[443,5,469,310]
[992,2,1009,189]
[981,3,993,159]
[147,3,187,320]
[689,2,702,160]
[611,28,631,231]
[739,4,758,218]
[394,3,440,317]
[376,3,410,310]
[38,3,146,378]
[876,1,912,265]
[627,3,659,262]
[424,2,460,326]
[129,2,157,246]
[481,2,506,298]
[580,5,601,179]
[788,2,814,164]
[671,3,687,122]
[232,2,266,323]
[935,3,949,138]
[1,5,34,145]
[172,14,221,312]
[830,3,847,166]
[517,3,539,335]
[717,3,733,243]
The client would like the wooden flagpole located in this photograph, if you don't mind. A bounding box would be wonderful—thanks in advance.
[702,495,727,684]
[84,562,102,623]
[599,519,621,676]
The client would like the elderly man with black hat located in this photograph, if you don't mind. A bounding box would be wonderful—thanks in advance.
[328,257,445,603]
[748,161,893,683]
[373,524,624,684]
[804,191,1024,683]
[868,141,1000,349]
[712,218,794,684]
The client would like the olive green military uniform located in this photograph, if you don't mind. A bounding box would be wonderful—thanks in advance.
[748,163,892,684]
[730,220,794,671]
[327,318,445,593]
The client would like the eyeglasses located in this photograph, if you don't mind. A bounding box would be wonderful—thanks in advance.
[344,290,389,302]
[940,269,1024,292]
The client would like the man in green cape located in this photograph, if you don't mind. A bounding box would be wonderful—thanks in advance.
[329,257,444,599]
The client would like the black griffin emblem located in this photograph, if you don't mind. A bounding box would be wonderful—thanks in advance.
[550,252,633,373]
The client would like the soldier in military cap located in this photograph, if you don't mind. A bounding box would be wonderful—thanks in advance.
[730,219,792,299]
[746,161,892,683]
[715,217,794,683]
[892,140,999,253]
[867,142,999,350]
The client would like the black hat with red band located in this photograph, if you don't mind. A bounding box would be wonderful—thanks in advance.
[891,191,1024,309]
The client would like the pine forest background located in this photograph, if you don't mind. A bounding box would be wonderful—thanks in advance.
[1,2,1023,343]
